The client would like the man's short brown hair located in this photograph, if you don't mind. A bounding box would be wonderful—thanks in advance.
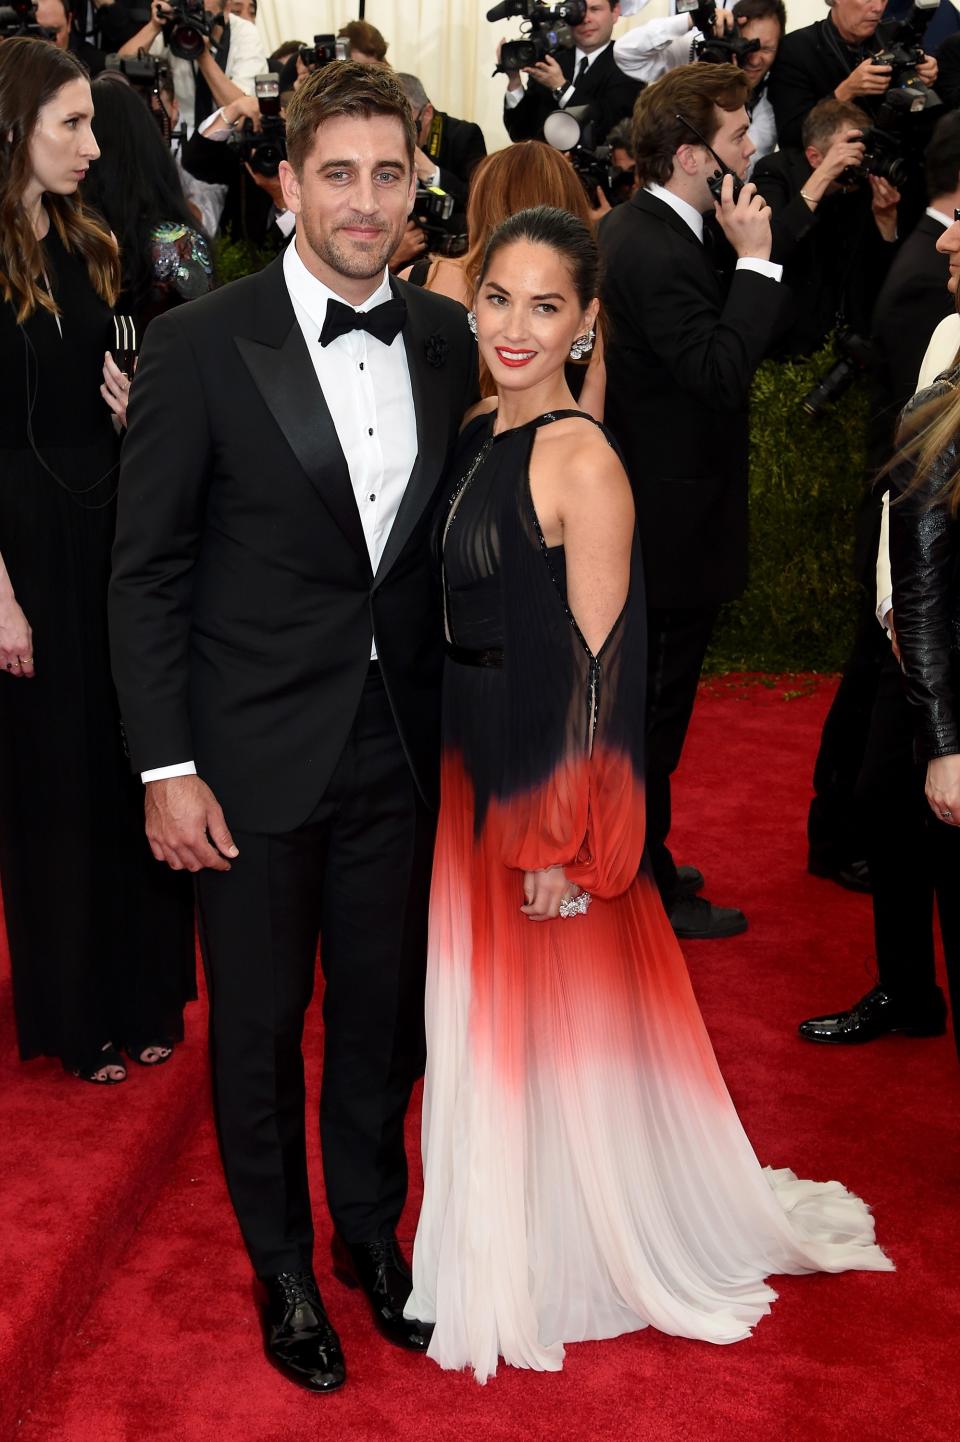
[337,20,389,62]
[632,63,750,188]
[285,60,416,176]
[801,97,869,154]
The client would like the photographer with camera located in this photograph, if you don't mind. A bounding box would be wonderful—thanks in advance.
[599,62,785,939]
[395,72,486,222]
[614,0,783,163]
[32,0,105,70]
[752,97,900,357]
[768,0,939,151]
[117,0,266,135]
[497,1,643,143]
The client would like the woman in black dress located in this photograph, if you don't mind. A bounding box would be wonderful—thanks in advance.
[0,37,194,1083]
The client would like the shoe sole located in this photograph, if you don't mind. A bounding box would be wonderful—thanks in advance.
[798,1023,947,1044]
[807,860,871,893]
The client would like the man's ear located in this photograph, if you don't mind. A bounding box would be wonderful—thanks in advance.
[278,159,302,214]
[674,143,700,178]
[804,144,822,170]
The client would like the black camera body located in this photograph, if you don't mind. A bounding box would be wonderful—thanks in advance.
[839,87,925,193]
[801,330,876,419]
[489,1,587,74]
[683,0,761,69]
[0,0,55,39]
[869,3,941,112]
[104,53,184,145]
[412,184,466,257]
[162,0,216,64]
[233,116,287,178]
[298,34,350,71]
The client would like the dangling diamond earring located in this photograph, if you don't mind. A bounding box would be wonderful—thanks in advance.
[569,328,596,361]
[467,311,478,338]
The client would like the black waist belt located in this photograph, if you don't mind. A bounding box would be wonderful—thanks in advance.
[444,641,504,668]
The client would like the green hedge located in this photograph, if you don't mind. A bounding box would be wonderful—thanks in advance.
[213,240,866,674]
[705,338,868,675]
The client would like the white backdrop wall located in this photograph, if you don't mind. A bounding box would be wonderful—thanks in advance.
[255,1,828,155]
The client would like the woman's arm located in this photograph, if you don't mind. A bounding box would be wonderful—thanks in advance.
[0,553,34,678]
[550,430,634,656]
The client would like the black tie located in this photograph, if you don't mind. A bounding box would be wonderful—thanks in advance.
[319,296,407,349]
[575,56,589,87]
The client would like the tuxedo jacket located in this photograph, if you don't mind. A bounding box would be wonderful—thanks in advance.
[868,211,953,470]
[109,255,476,835]
[768,19,870,150]
[503,43,643,144]
[598,190,786,610]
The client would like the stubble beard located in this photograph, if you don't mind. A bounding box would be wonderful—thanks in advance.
[306,218,403,282]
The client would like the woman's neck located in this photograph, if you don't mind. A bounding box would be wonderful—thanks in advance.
[21,183,49,240]
[493,374,578,434]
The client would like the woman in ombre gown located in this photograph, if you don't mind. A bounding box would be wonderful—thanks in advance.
[405,206,892,1382]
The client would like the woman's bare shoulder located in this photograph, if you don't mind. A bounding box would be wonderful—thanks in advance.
[461,396,498,432]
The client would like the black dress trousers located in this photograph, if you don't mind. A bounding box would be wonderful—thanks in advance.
[194,665,436,1278]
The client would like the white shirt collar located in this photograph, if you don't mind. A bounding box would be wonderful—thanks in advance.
[645,182,704,242]
[926,205,954,230]
[574,40,611,69]
[282,236,392,333]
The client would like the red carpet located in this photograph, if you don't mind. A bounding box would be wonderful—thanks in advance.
[2,677,958,1442]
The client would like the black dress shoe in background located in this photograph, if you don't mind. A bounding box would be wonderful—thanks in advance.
[668,893,747,940]
[798,985,947,1045]
[332,1233,432,1352]
[807,851,872,893]
[261,1270,346,1392]
[673,865,705,899]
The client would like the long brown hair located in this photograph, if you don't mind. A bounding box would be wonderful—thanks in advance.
[462,142,593,300]
[0,36,119,323]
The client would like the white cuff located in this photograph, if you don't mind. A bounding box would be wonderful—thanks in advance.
[274,209,296,238]
[736,257,783,283]
[877,595,893,631]
[142,760,198,783]
[504,84,524,109]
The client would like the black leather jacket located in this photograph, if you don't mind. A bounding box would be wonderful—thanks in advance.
[890,372,960,761]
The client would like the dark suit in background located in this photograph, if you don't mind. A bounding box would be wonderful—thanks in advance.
[422,110,486,211]
[768,18,873,150]
[109,256,476,1276]
[503,42,643,143]
[599,190,785,906]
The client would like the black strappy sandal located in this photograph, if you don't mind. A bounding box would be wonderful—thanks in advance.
[72,1042,128,1085]
[125,1039,175,1067]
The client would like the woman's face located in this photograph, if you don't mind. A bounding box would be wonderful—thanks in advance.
[27,77,99,199]
[475,238,598,394]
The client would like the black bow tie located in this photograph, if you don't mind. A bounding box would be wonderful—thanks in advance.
[319,295,407,349]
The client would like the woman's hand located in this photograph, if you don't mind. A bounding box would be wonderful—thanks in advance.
[925,754,960,825]
[0,596,34,678]
[521,865,581,921]
[101,351,133,428]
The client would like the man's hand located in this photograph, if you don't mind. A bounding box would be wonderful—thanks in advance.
[145,775,239,873]
[814,127,866,189]
[714,175,772,261]
[916,53,938,87]
[525,53,566,92]
[836,58,892,101]
[389,219,428,271]
[222,94,263,129]
[588,184,612,223]
[497,37,523,90]
[882,608,901,662]
[926,753,960,827]
[244,162,285,209]
[712,7,736,36]
[0,596,34,679]
[869,173,900,241]
[521,865,581,921]
[414,145,438,184]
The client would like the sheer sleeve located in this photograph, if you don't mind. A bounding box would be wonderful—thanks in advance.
[491,475,648,899]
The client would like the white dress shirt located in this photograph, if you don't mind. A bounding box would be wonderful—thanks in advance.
[148,14,267,136]
[141,238,419,783]
[644,183,783,282]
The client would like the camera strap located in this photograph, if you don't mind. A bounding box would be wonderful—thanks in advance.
[193,15,232,129]
[426,110,445,162]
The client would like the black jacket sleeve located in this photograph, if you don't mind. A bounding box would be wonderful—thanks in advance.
[768,24,849,151]
[752,154,820,264]
[436,117,487,207]
[109,312,212,771]
[889,383,960,760]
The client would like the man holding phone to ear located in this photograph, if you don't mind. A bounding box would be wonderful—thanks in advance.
[599,63,786,941]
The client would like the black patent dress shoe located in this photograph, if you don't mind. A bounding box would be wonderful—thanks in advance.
[261,1271,346,1392]
[807,852,871,893]
[673,865,705,899]
[332,1233,433,1352]
[668,893,747,940]
[798,985,947,1044]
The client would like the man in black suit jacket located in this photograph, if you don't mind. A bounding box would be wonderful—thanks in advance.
[599,62,786,940]
[109,63,476,1394]
[396,73,486,213]
[768,0,939,150]
[501,0,643,143]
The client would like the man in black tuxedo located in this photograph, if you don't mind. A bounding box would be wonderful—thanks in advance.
[768,0,939,150]
[599,62,786,940]
[500,0,643,143]
[109,62,476,1394]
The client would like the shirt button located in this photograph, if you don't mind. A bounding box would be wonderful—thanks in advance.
[368,427,374,436]
[369,493,376,502]
[359,362,364,370]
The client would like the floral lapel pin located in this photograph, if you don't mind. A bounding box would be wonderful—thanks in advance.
[424,332,448,369]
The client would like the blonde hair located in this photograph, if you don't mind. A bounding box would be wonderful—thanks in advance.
[892,331,960,515]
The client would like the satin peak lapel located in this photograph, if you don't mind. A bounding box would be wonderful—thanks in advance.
[236,321,370,566]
